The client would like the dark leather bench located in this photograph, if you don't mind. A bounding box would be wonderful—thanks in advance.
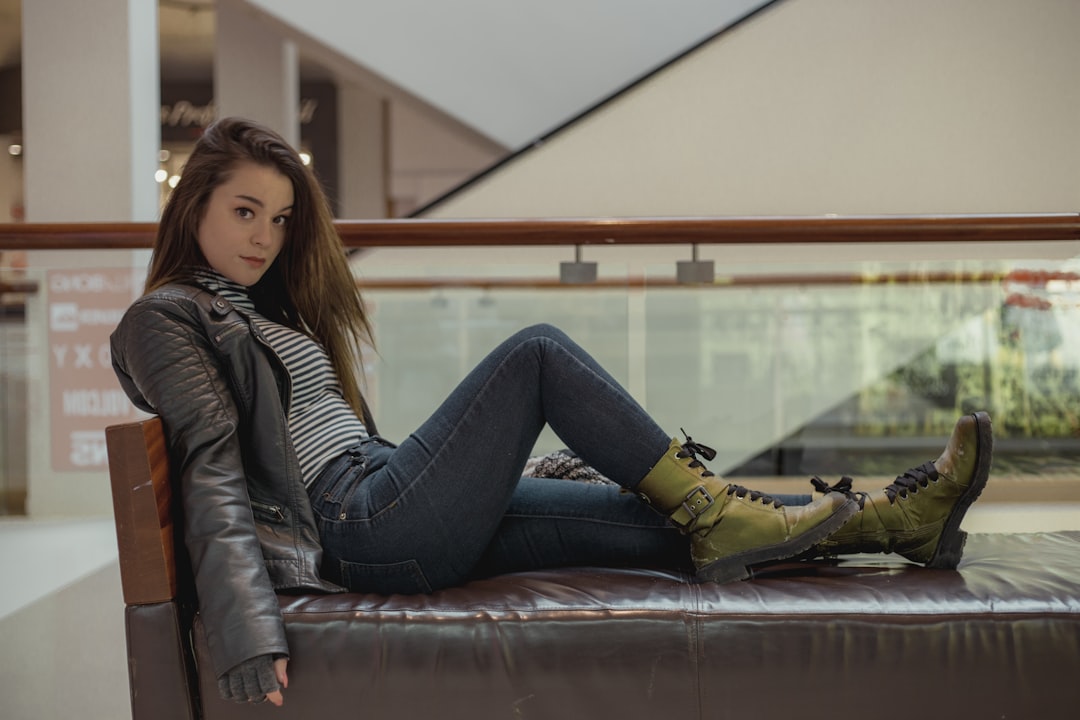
[106,417,1080,720]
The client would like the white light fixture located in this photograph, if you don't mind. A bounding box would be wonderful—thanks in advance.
[299,152,312,166]
[155,169,168,183]
[159,149,171,162]
[8,144,22,156]
[168,174,181,188]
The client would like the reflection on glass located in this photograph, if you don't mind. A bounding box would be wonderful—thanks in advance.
[642,260,1079,480]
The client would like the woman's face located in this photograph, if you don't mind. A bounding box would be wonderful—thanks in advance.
[197,161,294,286]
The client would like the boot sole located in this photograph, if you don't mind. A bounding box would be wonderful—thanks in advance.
[694,498,860,584]
[925,411,994,569]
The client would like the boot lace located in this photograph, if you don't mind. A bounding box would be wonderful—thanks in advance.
[727,484,784,508]
[677,430,784,507]
[810,475,867,508]
[811,462,940,506]
[883,461,939,503]
[675,429,717,477]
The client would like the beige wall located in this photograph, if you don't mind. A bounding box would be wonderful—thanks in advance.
[426,0,1080,218]
[389,100,505,216]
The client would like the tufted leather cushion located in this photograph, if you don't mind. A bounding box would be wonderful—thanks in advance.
[189,532,1080,720]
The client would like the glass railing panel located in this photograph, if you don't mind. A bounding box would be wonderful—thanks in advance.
[358,265,634,455]
[2,236,1077,522]
[1,252,149,518]
[641,251,1080,488]
[0,251,638,517]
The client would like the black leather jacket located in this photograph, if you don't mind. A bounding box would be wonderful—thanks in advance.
[111,282,345,678]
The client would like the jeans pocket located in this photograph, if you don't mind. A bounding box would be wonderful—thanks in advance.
[310,454,369,522]
[337,557,432,595]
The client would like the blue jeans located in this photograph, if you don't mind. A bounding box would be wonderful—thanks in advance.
[308,323,691,593]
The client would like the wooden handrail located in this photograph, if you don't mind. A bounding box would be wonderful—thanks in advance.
[1,213,1078,251]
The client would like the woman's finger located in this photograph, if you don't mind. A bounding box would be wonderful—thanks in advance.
[274,657,289,689]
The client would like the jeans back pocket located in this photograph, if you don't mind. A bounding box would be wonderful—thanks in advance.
[332,556,432,595]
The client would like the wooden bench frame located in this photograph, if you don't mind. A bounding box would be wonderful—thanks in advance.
[106,417,200,719]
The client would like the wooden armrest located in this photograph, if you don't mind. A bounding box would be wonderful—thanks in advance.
[106,417,177,605]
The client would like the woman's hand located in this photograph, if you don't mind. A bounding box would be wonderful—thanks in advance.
[265,657,289,706]
[218,654,290,705]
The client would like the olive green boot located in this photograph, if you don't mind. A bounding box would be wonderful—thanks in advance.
[807,412,993,568]
[637,435,858,583]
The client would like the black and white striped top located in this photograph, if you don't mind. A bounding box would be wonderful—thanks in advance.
[195,270,369,486]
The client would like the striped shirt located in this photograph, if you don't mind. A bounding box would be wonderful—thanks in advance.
[195,270,369,485]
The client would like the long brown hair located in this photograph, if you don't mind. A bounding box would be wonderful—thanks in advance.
[146,117,375,418]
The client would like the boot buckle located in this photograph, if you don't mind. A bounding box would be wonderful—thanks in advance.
[670,486,714,529]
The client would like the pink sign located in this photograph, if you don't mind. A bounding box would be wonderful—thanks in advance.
[47,269,140,471]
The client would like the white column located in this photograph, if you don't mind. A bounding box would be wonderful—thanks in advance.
[338,83,388,218]
[20,0,159,518]
[22,0,160,222]
[215,0,300,147]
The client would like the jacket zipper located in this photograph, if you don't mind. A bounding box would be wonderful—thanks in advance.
[249,500,285,522]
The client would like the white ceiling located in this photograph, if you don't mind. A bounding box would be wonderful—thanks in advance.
[248,0,769,148]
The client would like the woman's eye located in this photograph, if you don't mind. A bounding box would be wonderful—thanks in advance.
[273,215,290,226]
[236,207,254,219]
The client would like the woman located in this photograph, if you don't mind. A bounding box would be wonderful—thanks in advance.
[111,117,993,706]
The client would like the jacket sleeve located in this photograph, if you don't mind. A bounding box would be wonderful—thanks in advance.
[111,298,289,678]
